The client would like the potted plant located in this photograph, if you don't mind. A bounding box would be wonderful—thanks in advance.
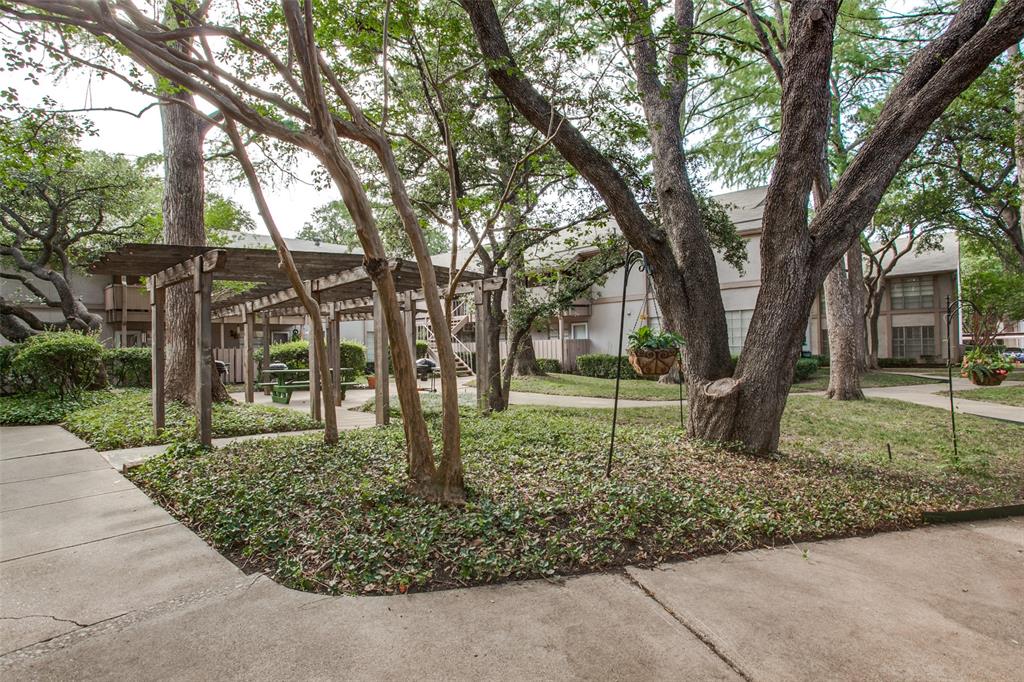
[960,348,1012,386]
[627,326,685,377]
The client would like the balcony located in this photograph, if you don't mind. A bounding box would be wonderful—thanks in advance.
[104,283,150,323]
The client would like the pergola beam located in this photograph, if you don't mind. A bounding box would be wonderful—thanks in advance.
[237,262,397,315]
[410,276,504,300]
[152,249,226,288]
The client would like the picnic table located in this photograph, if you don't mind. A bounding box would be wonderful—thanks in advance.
[258,367,359,404]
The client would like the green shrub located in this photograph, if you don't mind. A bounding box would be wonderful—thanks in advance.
[0,344,28,395]
[536,358,561,373]
[576,353,638,380]
[12,331,105,397]
[104,347,152,387]
[255,340,309,368]
[339,340,367,372]
[416,339,429,359]
[878,357,916,368]
[793,357,820,382]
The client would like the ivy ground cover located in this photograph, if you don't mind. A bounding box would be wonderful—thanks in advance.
[129,397,1022,596]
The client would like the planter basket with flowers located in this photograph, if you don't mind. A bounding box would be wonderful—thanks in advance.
[626,326,685,377]
[960,348,1012,386]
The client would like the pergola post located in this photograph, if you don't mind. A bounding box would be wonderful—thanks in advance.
[474,280,489,409]
[373,283,390,425]
[306,281,321,422]
[150,283,165,433]
[328,304,342,405]
[193,255,213,447]
[403,290,417,361]
[242,306,255,403]
[120,275,128,347]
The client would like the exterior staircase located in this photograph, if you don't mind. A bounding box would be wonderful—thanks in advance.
[419,298,476,377]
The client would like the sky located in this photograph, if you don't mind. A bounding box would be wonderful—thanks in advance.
[4,66,328,239]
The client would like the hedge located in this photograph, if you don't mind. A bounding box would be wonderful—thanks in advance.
[536,358,561,373]
[103,347,152,387]
[793,357,820,382]
[255,340,309,368]
[340,340,367,372]
[11,331,105,397]
[0,344,27,395]
[576,354,638,380]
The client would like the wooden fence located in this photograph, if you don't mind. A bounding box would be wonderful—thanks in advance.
[460,338,590,372]
[213,348,245,383]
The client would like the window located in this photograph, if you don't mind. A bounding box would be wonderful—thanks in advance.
[820,329,829,357]
[891,276,934,310]
[725,309,754,355]
[892,325,935,358]
[570,322,589,340]
[271,331,290,344]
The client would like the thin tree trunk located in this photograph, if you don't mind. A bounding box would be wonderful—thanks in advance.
[224,119,338,444]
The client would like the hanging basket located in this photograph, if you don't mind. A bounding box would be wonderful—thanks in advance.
[627,348,679,377]
[967,372,1005,387]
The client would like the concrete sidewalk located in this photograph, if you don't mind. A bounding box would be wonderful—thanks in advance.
[867,377,1024,424]
[2,424,1022,680]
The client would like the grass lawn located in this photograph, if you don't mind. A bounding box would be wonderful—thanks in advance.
[502,370,942,401]
[788,370,944,392]
[130,395,1022,596]
[0,389,318,450]
[947,386,1024,407]
[898,368,1024,382]
[510,373,685,401]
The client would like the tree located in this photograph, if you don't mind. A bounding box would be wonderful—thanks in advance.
[909,53,1021,268]
[297,200,362,250]
[1,0,471,500]
[960,236,1024,347]
[0,111,159,341]
[861,177,949,367]
[460,0,1024,452]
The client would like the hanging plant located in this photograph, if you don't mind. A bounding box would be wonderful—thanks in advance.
[626,326,685,377]
[960,348,1011,386]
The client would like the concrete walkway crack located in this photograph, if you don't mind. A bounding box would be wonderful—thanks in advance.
[0,614,93,628]
[623,570,753,681]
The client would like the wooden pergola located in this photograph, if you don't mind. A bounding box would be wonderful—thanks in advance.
[90,244,502,445]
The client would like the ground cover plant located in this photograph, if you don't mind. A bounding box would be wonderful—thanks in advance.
[0,388,317,448]
[129,396,1022,596]
[947,386,1024,408]
[0,390,118,426]
[46,389,318,450]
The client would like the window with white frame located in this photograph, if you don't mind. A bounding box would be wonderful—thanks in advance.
[891,325,935,357]
[725,309,754,355]
[890,276,934,310]
[570,322,589,340]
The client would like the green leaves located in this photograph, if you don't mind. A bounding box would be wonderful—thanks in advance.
[627,325,685,351]
[127,397,1016,596]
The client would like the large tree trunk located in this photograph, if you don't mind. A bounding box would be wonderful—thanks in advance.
[866,283,885,370]
[514,334,544,376]
[823,244,865,399]
[485,288,507,411]
[159,91,230,404]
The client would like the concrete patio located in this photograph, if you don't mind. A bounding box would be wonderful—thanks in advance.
[1,424,1021,680]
